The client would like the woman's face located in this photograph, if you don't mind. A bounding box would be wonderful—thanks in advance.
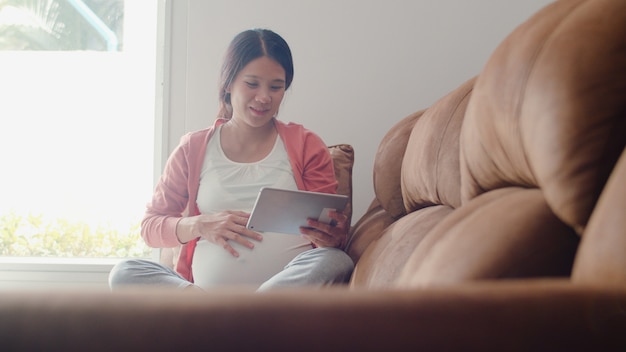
[228,56,286,128]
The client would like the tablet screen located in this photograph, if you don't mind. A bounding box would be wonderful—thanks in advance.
[246,187,348,235]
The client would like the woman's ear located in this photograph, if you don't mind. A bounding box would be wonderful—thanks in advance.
[223,87,232,104]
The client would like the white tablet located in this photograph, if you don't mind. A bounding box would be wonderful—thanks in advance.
[246,187,349,235]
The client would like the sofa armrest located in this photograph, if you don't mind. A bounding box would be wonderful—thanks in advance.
[1,281,625,351]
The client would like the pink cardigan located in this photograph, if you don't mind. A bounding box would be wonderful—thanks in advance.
[141,118,338,281]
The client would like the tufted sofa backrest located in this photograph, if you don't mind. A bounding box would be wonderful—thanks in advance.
[355,0,626,288]
[460,0,626,235]
[401,77,474,213]
[371,77,475,219]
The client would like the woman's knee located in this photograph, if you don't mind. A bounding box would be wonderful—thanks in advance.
[300,247,354,282]
[108,259,152,289]
[325,248,354,281]
[109,259,192,290]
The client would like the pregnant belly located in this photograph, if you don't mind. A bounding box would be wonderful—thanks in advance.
[192,232,311,290]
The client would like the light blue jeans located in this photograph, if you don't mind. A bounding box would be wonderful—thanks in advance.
[108,247,354,292]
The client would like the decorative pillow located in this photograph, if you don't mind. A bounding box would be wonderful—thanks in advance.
[328,144,355,226]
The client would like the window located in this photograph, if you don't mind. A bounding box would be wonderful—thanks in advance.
[0,0,159,261]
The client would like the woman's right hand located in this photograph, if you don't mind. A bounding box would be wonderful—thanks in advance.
[176,211,263,257]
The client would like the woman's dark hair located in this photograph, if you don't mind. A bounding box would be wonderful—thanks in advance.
[217,28,294,119]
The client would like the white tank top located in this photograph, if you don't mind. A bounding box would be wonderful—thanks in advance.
[193,125,310,289]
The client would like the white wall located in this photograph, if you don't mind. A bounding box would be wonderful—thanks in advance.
[164,0,554,223]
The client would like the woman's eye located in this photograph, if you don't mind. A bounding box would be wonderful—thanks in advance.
[271,86,284,91]
[245,82,258,88]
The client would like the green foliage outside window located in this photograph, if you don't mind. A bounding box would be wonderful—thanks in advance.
[0,211,150,258]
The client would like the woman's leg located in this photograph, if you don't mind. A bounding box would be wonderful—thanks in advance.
[108,259,196,291]
[257,247,354,291]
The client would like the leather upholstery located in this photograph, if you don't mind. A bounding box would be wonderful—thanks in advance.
[348,0,626,289]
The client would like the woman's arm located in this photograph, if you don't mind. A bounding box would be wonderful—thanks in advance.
[140,135,193,248]
[281,122,347,248]
[277,120,338,194]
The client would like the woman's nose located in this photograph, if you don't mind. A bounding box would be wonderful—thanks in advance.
[256,90,271,104]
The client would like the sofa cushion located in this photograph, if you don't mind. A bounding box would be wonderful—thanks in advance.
[573,147,626,285]
[396,188,579,287]
[345,200,395,264]
[350,205,454,289]
[372,111,422,219]
[401,77,475,213]
[460,0,626,234]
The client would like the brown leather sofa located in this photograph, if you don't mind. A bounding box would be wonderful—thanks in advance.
[1,0,625,350]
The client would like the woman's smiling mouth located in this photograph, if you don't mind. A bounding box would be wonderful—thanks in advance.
[250,106,270,115]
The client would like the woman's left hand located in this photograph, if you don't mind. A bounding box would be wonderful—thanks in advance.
[300,210,349,249]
